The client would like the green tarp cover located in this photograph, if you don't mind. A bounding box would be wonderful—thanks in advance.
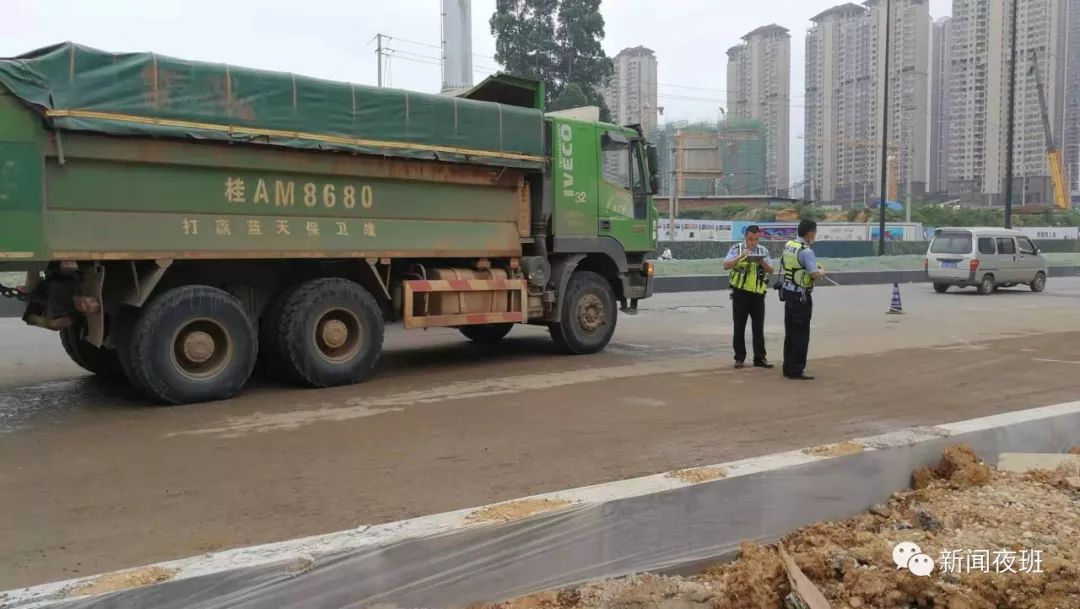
[0,43,546,168]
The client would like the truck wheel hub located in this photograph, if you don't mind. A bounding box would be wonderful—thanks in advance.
[183,331,216,363]
[321,319,348,349]
[577,294,604,333]
[172,319,231,379]
[315,309,362,362]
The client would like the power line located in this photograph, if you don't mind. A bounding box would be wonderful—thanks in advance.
[661,82,808,99]
[386,48,443,62]
[382,34,499,61]
[382,52,499,76]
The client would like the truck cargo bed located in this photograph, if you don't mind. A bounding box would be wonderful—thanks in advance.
[0,43,545,169]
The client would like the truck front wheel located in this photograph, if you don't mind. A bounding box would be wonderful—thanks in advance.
[265,278,384,387]
[123,286,257,404]
[60,322,126,381]
[549,270,618,355]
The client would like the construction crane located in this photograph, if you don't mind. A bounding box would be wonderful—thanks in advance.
[1030,51,1070,210]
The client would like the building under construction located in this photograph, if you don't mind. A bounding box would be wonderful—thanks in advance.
[655,119,767,199]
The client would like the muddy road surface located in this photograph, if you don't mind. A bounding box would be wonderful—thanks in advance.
[1,280,1079,589]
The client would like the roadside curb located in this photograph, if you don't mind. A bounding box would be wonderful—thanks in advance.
[2,266,1077,317]
[654,265,1080,293]
[7,401,1079,608]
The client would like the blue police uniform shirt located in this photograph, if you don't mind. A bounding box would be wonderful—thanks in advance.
[724,242,771,263]
[783,237,818,293]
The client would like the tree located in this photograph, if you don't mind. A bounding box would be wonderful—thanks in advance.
[554,0,613,113]
[489,0,559,90]
[551,82,589,111]
[491,0,613,118]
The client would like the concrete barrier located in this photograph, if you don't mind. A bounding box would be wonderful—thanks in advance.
[655,265,1080,294]
[7,401,1079,609]
[2,266,1077,317]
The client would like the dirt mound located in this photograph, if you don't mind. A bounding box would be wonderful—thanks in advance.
[912,444,992,490]
[480,445,1080,609]
[668,467,729,484]
[805,441,864,457]
[70,567,175,598]
[467,499,572,523]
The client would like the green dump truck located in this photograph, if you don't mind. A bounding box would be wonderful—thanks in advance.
[0,43,658,404]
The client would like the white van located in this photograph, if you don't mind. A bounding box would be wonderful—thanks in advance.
[926,227,1048,295]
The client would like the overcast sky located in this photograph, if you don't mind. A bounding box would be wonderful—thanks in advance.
[4,0,951,185]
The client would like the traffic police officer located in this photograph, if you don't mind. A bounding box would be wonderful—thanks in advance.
[780,220,826,380]
[724,225,774,369]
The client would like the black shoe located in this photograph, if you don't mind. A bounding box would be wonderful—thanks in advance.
[786,373,815,380]
[754,360,774,369]
[734,361,746,369]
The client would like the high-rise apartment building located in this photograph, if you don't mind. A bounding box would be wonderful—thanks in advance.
[929,17,952,195]
[948,0,1069,205]
[804,1,930,204]
[601,46,659,135]
[1064,0,1080,196]
[726,24,791,196]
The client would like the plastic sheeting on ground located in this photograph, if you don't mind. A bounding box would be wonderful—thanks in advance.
[11,402,1080,609]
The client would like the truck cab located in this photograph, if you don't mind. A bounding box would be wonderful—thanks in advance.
[548,116,657,310]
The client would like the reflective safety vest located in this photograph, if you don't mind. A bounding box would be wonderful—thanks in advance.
[729,243,769,295]
[781,239,814,290]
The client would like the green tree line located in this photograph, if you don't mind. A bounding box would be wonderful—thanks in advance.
[490,0,613,119]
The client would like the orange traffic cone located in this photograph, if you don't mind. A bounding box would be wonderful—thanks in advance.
[887,283,904,314]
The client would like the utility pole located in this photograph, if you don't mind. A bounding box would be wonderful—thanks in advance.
[1003,0,1019,228]
[669,130,682,241]
[877,0,892,255]
[669,136,676,241]
[376,33,385,88]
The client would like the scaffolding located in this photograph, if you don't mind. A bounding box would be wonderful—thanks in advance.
[655,119,767,197]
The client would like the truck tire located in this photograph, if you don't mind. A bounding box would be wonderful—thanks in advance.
[267,278,384,387]
[932,283,949,294]
[124,286,257,404]
[977,274,995,295]
[549,270,617,355]
[256,284,300,376]
[60,323,126,381]
[459,323,514,344]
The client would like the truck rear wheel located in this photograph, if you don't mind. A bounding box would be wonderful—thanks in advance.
[266,278,384,387]
[459,323,514,344]
[124,286,257,404]
[549,270,617,355]
[60,322,125,381]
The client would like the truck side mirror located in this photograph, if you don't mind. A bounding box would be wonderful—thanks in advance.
[650,174,660,195]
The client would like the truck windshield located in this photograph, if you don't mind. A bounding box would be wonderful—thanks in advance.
[930,232,973,254]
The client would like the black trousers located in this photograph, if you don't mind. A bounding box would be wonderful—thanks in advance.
[731,289,767,363]
[783,290,813,377]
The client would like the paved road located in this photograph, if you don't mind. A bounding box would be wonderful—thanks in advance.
[2,280,1079,589]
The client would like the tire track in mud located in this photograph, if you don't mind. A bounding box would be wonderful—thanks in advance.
[168,355,732,438]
